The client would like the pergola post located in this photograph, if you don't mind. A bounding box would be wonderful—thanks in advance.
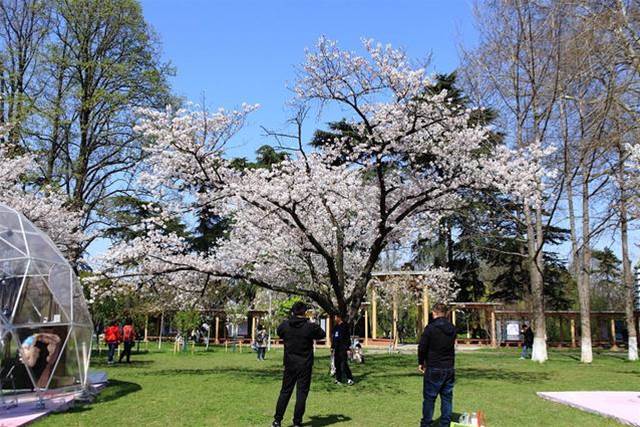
[371,288,378,340]
[422,287,430,329]
[251,316,256,343]
[158,311,164,350]
[610,318,618,350]
[392,293,398,349]
[325,315,332,348]
[570,317,577,348]
[364,307,369,346]
[490,308,497,348]
[215,316,220,344]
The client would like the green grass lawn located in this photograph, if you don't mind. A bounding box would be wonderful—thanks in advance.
[34,345,638,426]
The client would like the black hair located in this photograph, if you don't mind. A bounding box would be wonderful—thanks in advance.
[291,301,308,316]
[432,303,448,315]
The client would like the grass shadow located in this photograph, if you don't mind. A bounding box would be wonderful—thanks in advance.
[457,368,551,383]
[431,412,463,425]
[56,380,142,415]
[146,367,283,381]
[302,414,352,426]
[90,359,155,368]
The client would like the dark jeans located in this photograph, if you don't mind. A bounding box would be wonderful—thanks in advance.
[334,350,353,383]
[520,344,530,358]
[421,367,455,427]
[107,342,117,363]
[257,346,266,360]
[274,366,312,425]
[119,341,133,363]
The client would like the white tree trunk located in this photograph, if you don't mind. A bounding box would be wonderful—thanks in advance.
[526,204,548,363]
[532,336,548,363]
[628,336,638,362]
[581,335,593,363]
[579,172,593,364]
[617,152,638,363]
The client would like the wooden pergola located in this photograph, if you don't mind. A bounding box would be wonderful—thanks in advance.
[367,271,435,348]
[450,302,502,347]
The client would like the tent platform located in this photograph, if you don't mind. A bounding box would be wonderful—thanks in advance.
[538,391,640,426]
[0,371,107,427]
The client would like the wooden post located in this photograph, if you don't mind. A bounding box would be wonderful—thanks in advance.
[610,319,618,350]
[570,317,577,348]
[325,316,331,348]
[215,316,220,344]
[490,309,497,348]
[364,306,369,346]
[422,287,430,329]
[144,315,149,342]
[158,311,164,350]
[371,288,378,340]
[452,309,457,327]
[392,293,398,349]
[206,321,211,351]
[251,316,256,343]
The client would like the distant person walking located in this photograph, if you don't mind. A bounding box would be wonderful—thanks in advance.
[104,320,121,365]
[272,302,325,427]
[520,324,533,359]
[256,324,268,361]
[418,303,456,427]
[119,317,136,363]
[332,315,354,385]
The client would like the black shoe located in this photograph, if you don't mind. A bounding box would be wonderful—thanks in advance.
[271,421,281,427]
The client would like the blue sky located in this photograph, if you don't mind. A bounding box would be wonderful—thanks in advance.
[89,0,478,258]
[88,1,637,262]
[141,0,477,159]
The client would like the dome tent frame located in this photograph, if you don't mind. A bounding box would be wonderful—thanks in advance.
[0,203,93,401]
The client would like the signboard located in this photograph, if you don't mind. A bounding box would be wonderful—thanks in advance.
[506,321,521,341]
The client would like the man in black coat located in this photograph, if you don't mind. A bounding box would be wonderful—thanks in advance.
[331,314,354,385]
[520,324,534,359]
[272,301,325,427]
[418,303,456,427]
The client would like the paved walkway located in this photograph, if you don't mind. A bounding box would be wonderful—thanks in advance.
[538,391,640,426]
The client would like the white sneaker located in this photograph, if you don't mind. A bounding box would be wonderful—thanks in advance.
[347,379,354,385]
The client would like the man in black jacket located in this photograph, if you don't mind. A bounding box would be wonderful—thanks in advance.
[520,324,534,359]
[418,303,456,427]
[331,315,354,385]
[272,301,325,427]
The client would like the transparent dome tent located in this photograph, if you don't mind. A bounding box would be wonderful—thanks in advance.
[0,203,93,398]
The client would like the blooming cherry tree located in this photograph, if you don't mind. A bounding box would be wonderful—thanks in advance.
[102,38,531,323]
[0,141,84,254]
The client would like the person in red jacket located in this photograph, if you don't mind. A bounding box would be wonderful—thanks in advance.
[104,319,121,365]
[119,318,136,364]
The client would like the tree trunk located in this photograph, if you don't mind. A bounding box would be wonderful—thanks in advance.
[561,102,579,277]
[578,171,593,363]
[525,203,547,362]
[618,148,638,361]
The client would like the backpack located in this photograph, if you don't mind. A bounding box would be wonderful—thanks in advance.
[104,326,119,343]
[123,324,135,342]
